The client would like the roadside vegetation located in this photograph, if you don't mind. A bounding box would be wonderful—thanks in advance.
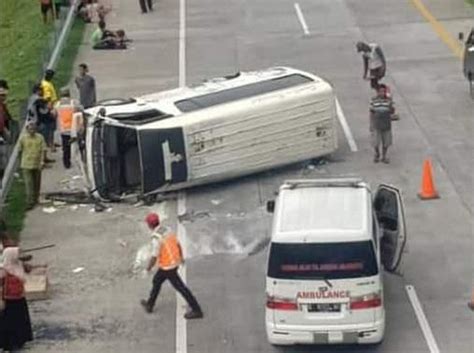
[1,1,85,238]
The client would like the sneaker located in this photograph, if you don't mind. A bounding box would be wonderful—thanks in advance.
[373,155,380,163]
[184,310,203,319]
[140,299,153,313]
[382,157,390,164]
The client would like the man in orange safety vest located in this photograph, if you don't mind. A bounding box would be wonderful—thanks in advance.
[140,212,203,319]
[55,87,81,169]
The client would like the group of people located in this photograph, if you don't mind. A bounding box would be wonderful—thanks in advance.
[91,20,130,50]
[9,63,96,210]
[356,41,398,164]
[0,224,34,352]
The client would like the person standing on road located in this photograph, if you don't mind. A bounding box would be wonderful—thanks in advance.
[356,41,386,90]
[138,0,153,14]
[140,213,204,319]
[55,87,81,169]
[19,122,47,210]
[369,85,394,164]
[75,63,97,109]
[41,69,59,153]
[27,84,55,164]
[0,247,33,352]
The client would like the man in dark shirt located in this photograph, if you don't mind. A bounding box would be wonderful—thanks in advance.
[0,86,11,142]
[27,84,55,163]
[369,85,394,164]
[0,85,12,177]
[75,63,97,109]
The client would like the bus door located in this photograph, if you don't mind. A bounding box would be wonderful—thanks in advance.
[138,128,188,194]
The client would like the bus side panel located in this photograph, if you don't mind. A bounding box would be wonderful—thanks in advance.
[185,86,337,180]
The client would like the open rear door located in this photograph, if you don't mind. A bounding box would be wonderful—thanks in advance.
[374,184,407,272]
[138,128,187,194]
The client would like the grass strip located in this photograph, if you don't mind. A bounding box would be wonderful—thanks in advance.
[2,16,85,236]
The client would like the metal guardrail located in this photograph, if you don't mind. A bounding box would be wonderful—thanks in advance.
[0,0,80,215]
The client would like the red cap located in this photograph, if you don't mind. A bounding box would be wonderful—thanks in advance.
[145,213,160,228]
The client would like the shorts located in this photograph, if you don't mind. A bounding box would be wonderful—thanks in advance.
[41,3,52,14]
[369,67,385,80]
[371,129,392,149]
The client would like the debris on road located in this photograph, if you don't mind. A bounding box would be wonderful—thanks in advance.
[178,210,210,223]
[42,207,58,214]
[72,267,85,274]
[211,199,222,205]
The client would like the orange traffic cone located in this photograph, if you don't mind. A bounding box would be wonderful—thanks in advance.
[418,159,439,200]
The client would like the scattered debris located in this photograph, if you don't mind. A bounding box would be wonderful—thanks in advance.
[72,175,82,180]
[177,210,210,223]
[211,199,222,206]
[14,172,20,178]
[42,207,58,214]
[53,201,66,207]
[133,200,145,208]
[307,164,316,170]
[72,267,85,274]
[117,239,127,247]
[70,205,79,211]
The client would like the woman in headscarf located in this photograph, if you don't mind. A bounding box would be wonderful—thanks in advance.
[0,247,33,352]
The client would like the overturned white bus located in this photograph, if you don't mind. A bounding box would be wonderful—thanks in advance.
[84,67,339,200]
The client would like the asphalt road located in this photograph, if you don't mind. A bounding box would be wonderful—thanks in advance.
[21,0,473,352]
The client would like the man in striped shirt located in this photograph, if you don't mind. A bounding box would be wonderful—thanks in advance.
[370,85,394,164]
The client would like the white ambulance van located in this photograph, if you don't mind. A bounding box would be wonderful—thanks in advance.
[265,178,406,345]
[83,67,338,200]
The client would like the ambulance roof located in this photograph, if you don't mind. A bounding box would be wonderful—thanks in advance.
[273,179,372,243]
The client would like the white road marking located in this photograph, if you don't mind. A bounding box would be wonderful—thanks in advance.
[177,0,187,351]
[179,0,186,88]
[294,3,310,36]
[176,192,188,353]
[405,285,441,353]
[335,98,358,152]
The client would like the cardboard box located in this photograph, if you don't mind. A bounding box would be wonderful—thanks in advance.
[25,265,49,301]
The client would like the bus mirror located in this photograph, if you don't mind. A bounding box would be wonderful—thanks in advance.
[459,32,464,41]
[266,200,275,213]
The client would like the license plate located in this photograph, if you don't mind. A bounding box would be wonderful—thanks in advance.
[307,303,341,312]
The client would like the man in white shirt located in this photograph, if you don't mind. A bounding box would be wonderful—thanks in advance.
[356,41,386,90]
